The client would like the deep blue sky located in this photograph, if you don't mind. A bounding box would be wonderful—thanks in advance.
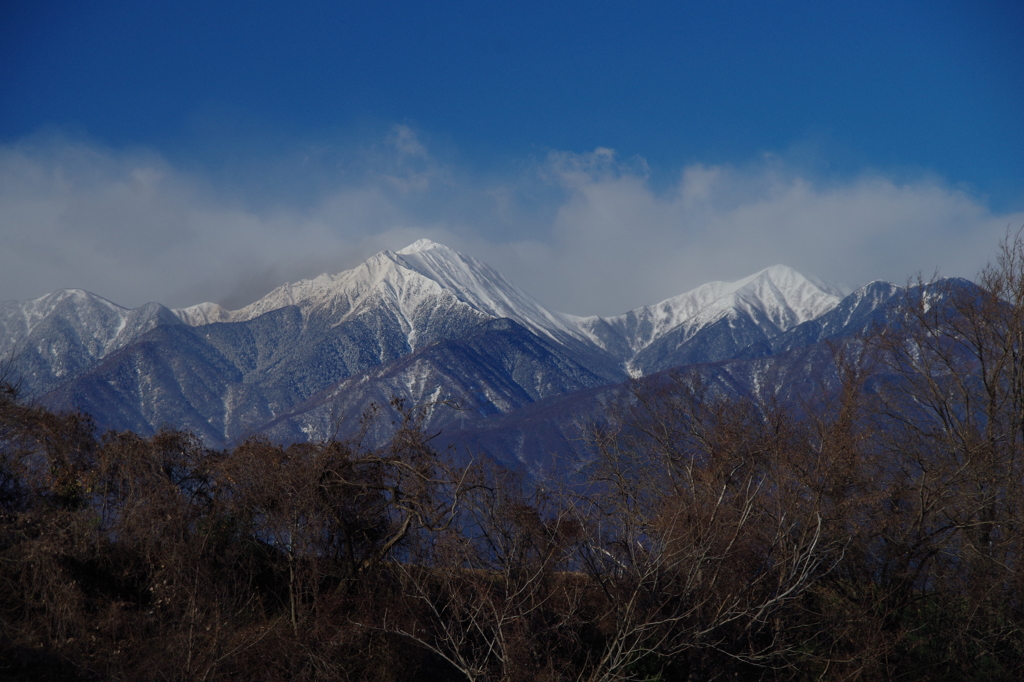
[2,0,1023,314]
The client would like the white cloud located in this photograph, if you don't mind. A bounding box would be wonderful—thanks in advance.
[482,151,1023,315]
[0,135,1020,316]
[0,135,417,308]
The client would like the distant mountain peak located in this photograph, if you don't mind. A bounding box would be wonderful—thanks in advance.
[695,265,845,330]
[635,264,840,326]
[742,264,849,298]
[161,240,585,351]
[396,238,446,255]
[571,263,847,364]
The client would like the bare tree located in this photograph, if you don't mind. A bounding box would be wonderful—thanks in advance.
[371,461,585,682]
[858,231,1024,676]
[566,372,838,681]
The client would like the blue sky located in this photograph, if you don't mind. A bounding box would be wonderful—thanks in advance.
[2,0,1023,315]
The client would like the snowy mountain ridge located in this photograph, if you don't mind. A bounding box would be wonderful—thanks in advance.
[171,239,583,347]
[4,288,126,344]
[2,240,852,390]
[576,264,846,358]
[167,240,847,367]
[0,239,921,463]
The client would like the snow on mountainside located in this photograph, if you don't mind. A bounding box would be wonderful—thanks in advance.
[171,239,584,347]
[392,240,583,341]
[170,242,846,366]
[172,301,234,326]
[0,289,129,351]
[573,264,847,371]
[0,289,190,393]
[2,241,851,401]
[2,238,890,461]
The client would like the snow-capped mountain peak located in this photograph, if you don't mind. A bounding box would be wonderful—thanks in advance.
[163,243,845,373]
[0,288,130,352]
[173,301,233,326]
[724,264,847,328]
[388,241,580,339]
[166,240,583,349]
[651,264,842,333]
[396,237,445,254]
[574,263,845,359]
[1,241,854,419]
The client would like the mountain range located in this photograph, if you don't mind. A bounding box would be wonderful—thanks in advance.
[1,239,911,470]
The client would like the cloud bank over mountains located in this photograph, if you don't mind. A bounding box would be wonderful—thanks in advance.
[2,127,1020,317]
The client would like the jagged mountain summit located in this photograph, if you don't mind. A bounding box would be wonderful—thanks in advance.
[575,263,848,375]
[175,240,850,372]
[174,239,585,343]
[1,239,872,460]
